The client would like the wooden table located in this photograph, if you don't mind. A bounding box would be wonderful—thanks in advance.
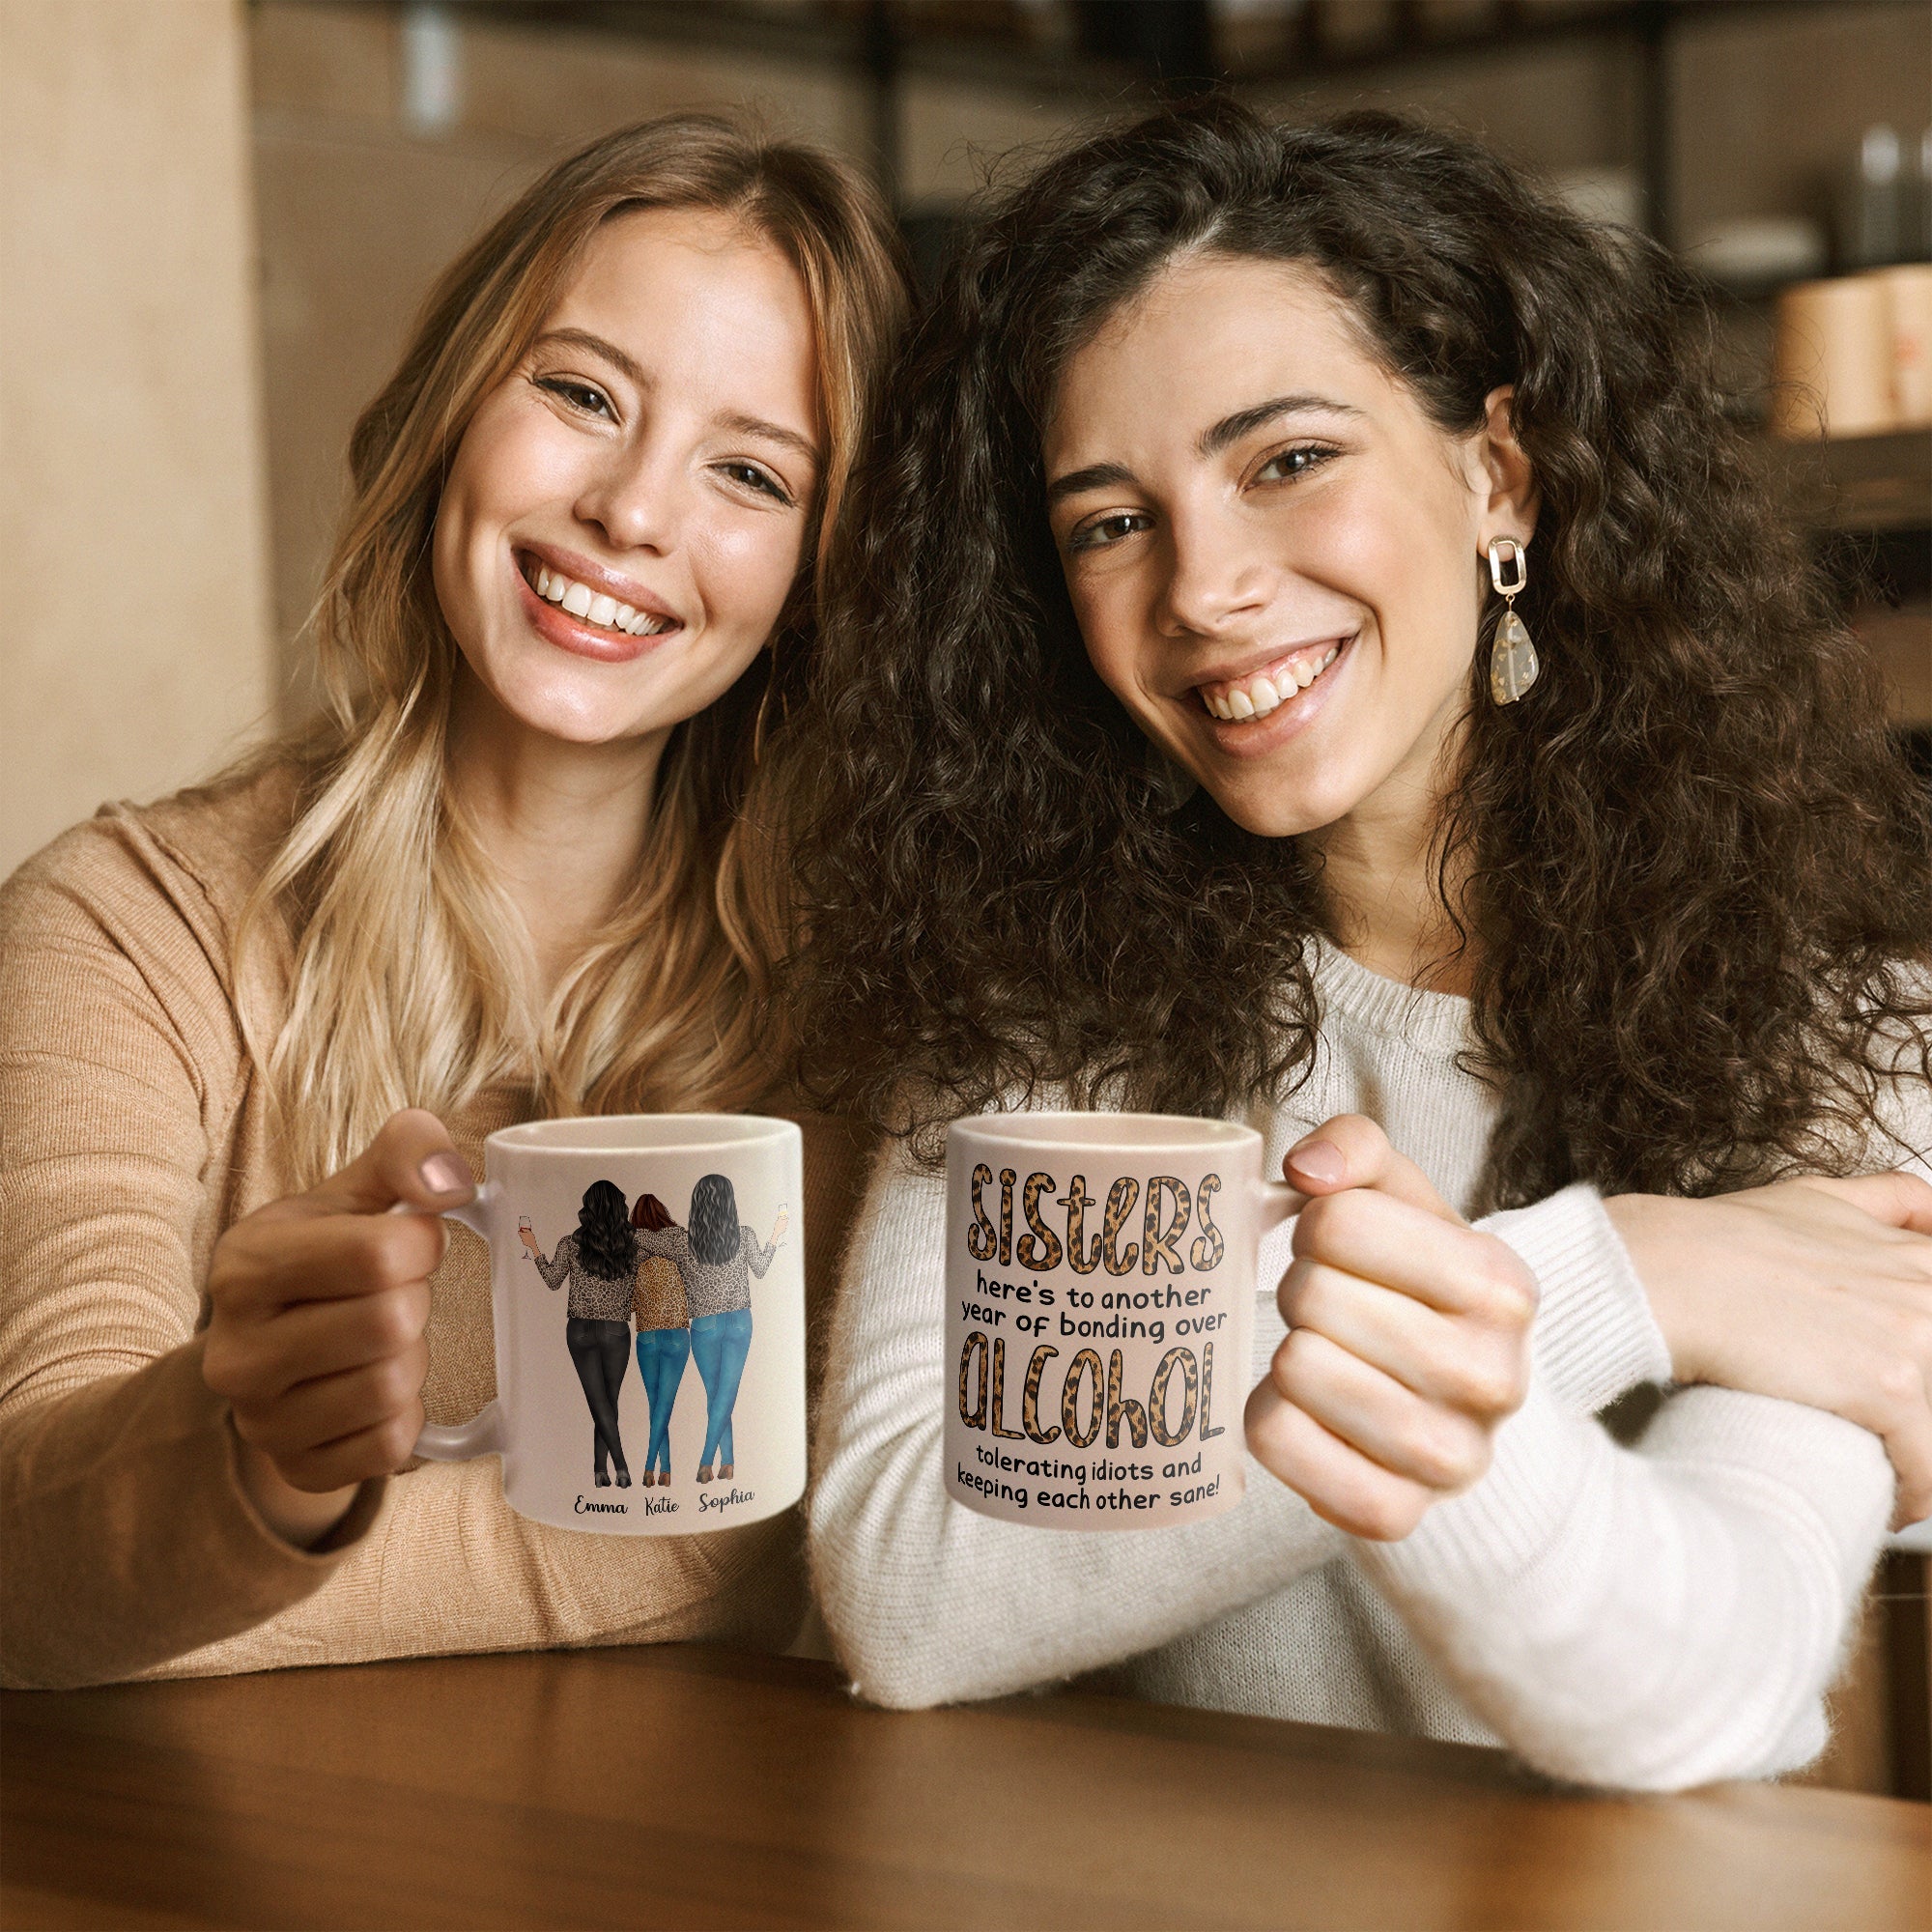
[3,1646,1926,1930]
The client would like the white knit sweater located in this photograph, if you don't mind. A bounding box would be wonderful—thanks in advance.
[810,943,1913,1791]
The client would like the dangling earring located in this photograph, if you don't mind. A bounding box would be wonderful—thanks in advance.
[1486,536,1539,705]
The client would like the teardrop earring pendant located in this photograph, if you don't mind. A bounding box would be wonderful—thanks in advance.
[1487,536,1539,705]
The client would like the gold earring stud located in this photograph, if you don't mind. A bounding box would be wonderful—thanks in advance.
[1486,537,1539,705]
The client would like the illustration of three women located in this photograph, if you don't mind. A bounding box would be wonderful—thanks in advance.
[521,1177,784,1491]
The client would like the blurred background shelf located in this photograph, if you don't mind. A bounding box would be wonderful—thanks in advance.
[1776,429,1932,735]
[1780,426,1932,533]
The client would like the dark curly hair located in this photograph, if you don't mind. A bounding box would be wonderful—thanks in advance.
[785,99,1931,1205]
[576,1179,639,1281]
[688,1173,743,1266]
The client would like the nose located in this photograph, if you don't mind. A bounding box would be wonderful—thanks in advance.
[1156,497,1271,639]
[574,439,684,555]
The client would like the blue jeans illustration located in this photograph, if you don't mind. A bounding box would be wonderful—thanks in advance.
[690,1307,753,1470]
[635,1325,691,1478]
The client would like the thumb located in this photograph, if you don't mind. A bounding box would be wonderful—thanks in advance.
[305,1108,474,1217]
[1284,1115,1463,1226]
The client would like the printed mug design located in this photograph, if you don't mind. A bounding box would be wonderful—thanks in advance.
[517,1174,787,1492]
[954,1163,1236,1520]
[945,1115,1290,1532]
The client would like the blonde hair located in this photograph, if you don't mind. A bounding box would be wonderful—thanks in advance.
[240,114,908,1185]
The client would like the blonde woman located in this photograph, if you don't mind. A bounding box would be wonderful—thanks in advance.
[0,116,905,1688]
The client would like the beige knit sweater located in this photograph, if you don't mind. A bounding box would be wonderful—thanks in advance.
[0,769,873,1689]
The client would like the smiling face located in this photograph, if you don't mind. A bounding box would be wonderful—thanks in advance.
[432,205,820,751]
[1043,252,1533,842]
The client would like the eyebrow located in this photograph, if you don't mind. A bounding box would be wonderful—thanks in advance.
[1198,392,1363,458]
[1045,392,1363,506]
[1045,461,1136,506]
[531,327,820,468]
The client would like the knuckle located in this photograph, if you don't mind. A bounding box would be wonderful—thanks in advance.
[374,1406,423,1468]
[1470,1248,1538,1328]
[1402,1415,1477,1491]
[1873,1353,1926,1413]
[360,1229,421,1292]
[200,1338,243,1399]
[1294,1191,1343,1250]
[367,1289,424,1353]
[1455,1352,1525,1419]
[371,1347,426,1408]
[1350,1486,1424,1543]
[1270,1327,1321,1399]
[1889,1308,1932,1365]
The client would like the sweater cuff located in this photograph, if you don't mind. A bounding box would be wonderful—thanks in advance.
[1483,1184,1671,1416]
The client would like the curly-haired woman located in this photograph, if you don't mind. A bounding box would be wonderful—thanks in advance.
[0,115,904,1687]
[525,1179,640,1486]
[791,102,1932,1789]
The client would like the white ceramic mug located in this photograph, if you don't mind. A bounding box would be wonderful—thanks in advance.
[413,1114,804,1535]
[945,1113,1295,1530]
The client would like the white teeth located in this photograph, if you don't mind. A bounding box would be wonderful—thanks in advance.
[529,561,671,635]
[1200,639,1346,722]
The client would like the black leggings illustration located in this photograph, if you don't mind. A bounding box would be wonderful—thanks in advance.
[525,1180,639,1488]
[566,1318,631,1483]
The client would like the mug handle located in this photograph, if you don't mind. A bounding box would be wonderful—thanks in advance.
[1255,1177,1301,1235]
[388,1188,506,1462]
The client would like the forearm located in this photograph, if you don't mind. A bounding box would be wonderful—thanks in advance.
[1355,1378,1892,1790]
[0,1340,383,1689]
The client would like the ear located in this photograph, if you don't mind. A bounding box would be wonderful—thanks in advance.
[1472,385,1539,552]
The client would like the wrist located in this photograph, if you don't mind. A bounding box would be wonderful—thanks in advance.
[233,1435,359,1549]
[1601,1193,1711,1384]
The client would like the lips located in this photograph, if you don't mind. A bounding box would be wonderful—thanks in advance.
[1194,635,1350,721]
[516,552,679,641]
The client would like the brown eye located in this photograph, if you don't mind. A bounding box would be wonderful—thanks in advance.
[720,461,792,506]
[536,376,613,419]
[1255,445,1332,484]
[1068,510,1151,554]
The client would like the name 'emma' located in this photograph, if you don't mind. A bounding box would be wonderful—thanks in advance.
[966,1166,1225,1276]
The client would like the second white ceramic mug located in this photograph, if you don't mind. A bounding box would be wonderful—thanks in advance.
[414,1114,804,1535]
[945,1112,1295,1530]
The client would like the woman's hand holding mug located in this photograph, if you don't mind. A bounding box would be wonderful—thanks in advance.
[202,1108,475,1548]
[1245,1116,1539,1542]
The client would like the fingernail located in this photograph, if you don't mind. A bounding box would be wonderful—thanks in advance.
[419,1152,472,1197]
[1287,1139,1346,1187]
